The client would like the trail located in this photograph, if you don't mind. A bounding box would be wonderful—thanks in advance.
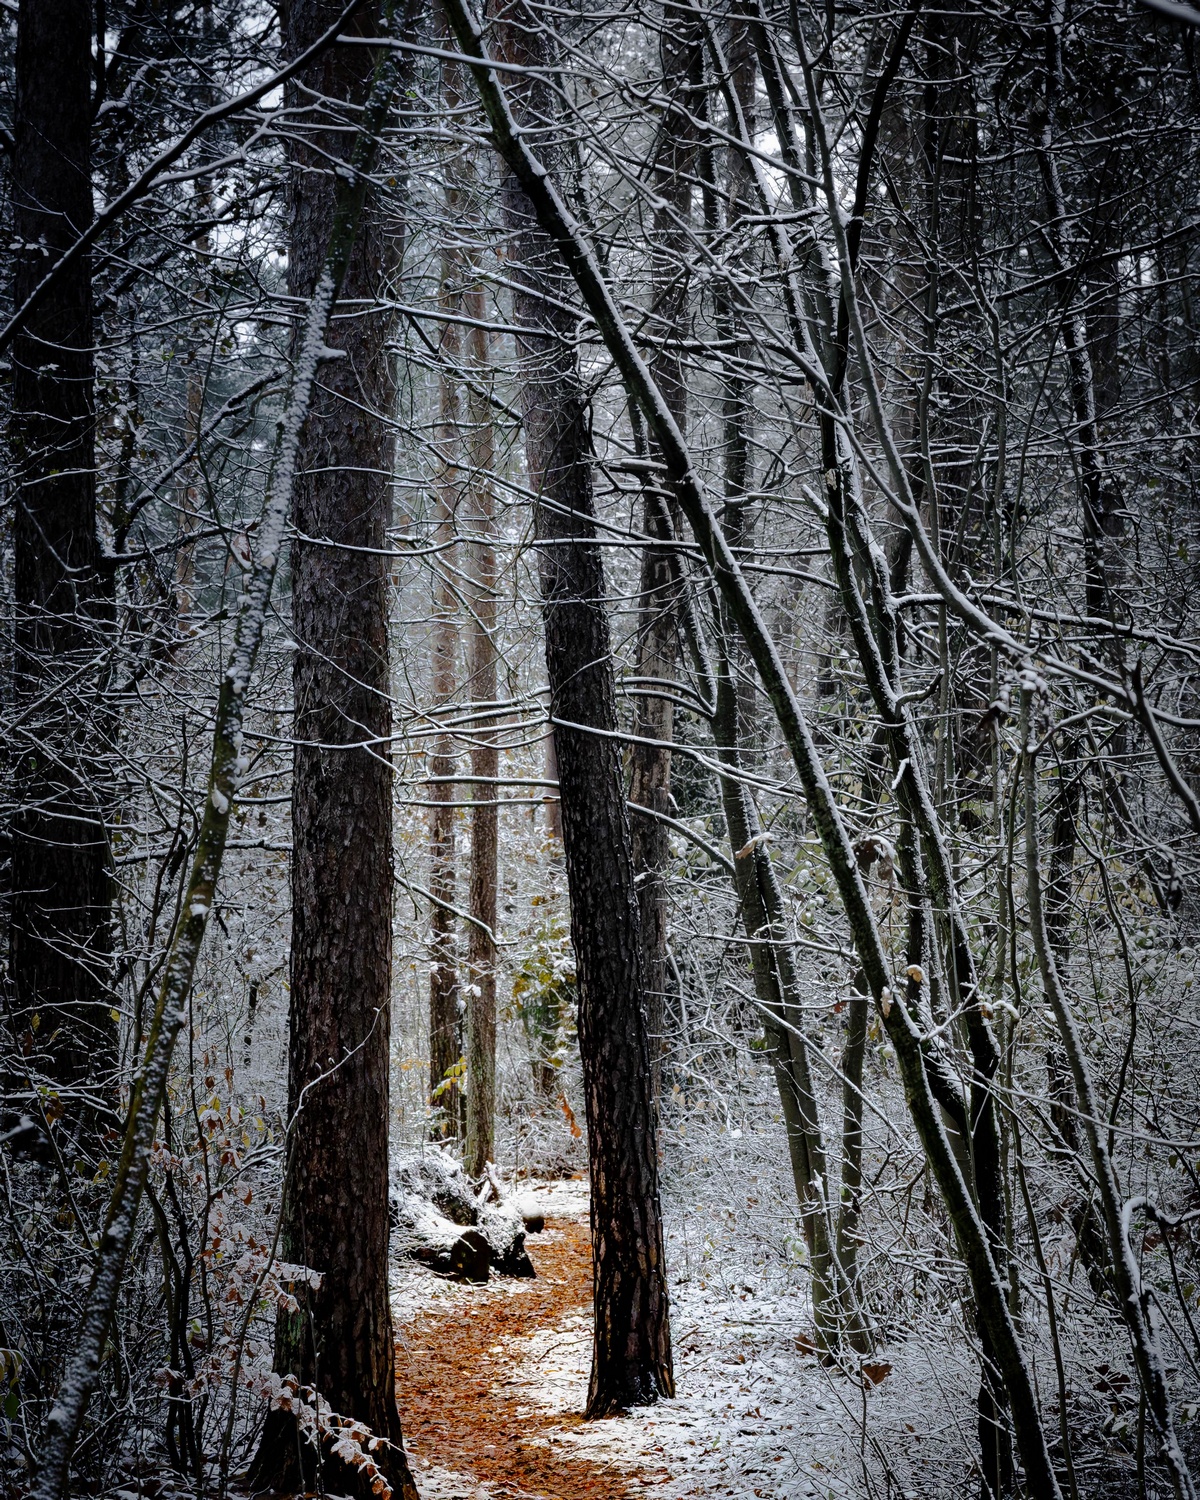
[394,1198,666,1498]
[391,1183,935,1500]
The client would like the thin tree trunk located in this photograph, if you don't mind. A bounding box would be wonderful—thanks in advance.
[661,412,853,1346]
[696,71,857,1328]
[710,644,850,1348]
[835,971,868,1335]
[492,0,673,1417]
[251,4,417,1495]
[1033,4,1124,625]
[628,10,702,1119]
[428,244,463,1138]
[8,0,115,1132]
[543,730,563,842]
[1022,690,1197,1500]
[464,290,499,1178]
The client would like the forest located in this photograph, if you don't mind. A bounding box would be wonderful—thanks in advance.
[1,0,1199,1497]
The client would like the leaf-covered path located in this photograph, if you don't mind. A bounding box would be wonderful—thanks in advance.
[394,1200,666,1498]
[390,1181,941,1500]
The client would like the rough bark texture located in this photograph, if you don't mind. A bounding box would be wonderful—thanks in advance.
[429,262,463,1138]
[464,294,499,1178]
[251,6,416,1496]
[493,0,673,1418]
[8,0,115,1121]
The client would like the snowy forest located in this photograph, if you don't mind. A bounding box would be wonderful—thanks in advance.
[2,0,1200,1497]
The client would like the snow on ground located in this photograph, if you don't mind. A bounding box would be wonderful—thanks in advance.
[391,1181,979,1499]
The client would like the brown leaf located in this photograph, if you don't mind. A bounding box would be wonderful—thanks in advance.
[558,1093,582,1139]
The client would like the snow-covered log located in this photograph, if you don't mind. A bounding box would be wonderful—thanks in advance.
[390,1192,492,1283]
[390,1154,535,1280]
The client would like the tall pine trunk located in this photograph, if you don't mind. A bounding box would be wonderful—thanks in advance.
[464,291,499,1178]
[251,5,417,1495]
[428,246,463,1137]
[8,0,115,1131]
[494,0,673,1418]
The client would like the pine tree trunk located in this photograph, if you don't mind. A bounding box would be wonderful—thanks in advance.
[493,0,673,1417]
[252,5,416,1495]
[8,0,115,1126]
[428,251,462,1138]
[464,294,499,1179]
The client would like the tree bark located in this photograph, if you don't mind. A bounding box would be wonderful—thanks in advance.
[492,0,673,1418]
[428,245,463,1139]
[464,288,499,1179]
[251,5,417,1495]
[8,0,115,1129]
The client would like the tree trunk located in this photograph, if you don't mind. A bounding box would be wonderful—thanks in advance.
[1023,692,1197,1500]
[710,648,849,1347]
[8,0,115,1131]
[628,12,703,1119]
[543,730,563,842]
[251,5,417,1496]
[464,288,499,1179]
[493,0,673,1418]
[428,243,463,1139]
[1033,9,1124,625]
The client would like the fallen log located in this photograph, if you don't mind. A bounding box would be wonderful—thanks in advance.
[389,1153,535,1281]
[391,1190,492,1283]
[487,1163,545,1236]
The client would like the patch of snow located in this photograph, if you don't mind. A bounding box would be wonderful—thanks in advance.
[391,1182,976,1498]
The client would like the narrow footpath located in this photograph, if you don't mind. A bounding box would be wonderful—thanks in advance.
[394,1208,665,1498]
[391,1183,881,1500]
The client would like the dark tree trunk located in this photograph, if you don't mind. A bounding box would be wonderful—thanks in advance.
[251,6,416,1496]
[428,255,463,1138]
[464,292,499,1179]
[7,0,115,1126]
[494,0,673,1418]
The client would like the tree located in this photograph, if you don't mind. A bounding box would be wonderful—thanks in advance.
[428,240,464,1138]
[250,3,418,1494]
[627,9,704,1116]
[492,0,675,1417]
[7,0,115,1135]
[464,285,500,1179]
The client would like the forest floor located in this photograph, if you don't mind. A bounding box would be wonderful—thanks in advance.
[390,1181,928,1500]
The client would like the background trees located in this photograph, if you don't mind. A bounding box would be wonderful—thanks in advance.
[2,1,1199,1497]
